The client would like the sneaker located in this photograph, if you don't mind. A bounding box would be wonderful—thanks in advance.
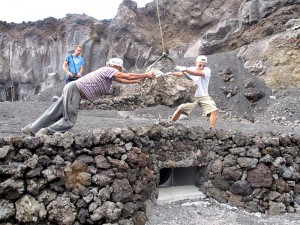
[36,128,50,136]
[51,96,60,102]
[21,124,34,136]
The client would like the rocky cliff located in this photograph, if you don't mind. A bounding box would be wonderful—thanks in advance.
[0,0,299,102]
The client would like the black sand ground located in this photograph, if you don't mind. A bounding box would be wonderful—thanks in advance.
[0,98,298,138]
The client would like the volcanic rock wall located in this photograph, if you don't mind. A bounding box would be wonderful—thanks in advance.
[1,123,300,224]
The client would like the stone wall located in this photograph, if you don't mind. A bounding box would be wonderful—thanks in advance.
[0,122,300,224]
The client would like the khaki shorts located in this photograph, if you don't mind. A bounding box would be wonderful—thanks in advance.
[178,96,218,116]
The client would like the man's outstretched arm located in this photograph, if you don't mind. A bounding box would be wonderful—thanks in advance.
[114,71,155,80]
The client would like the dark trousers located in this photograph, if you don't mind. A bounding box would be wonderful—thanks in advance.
[65,76,79,84]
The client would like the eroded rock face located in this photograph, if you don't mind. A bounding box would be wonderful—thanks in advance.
[237,25,300,91]
[0,15,110,101]
[0,0,299,101]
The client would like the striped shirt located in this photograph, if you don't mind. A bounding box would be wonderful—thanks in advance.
[75,67,118,102]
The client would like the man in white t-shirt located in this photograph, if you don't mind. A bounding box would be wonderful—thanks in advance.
[170,55,218,129]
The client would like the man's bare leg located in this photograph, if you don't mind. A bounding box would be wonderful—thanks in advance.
[171,109,183,122]
[209,110,218,128]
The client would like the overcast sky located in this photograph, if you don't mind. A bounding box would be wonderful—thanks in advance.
[1,0,153,23]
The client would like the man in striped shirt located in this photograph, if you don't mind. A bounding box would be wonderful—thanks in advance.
[21,58,155,136]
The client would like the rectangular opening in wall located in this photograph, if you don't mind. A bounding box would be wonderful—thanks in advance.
[157,167,206,204]
[159,167,198,187]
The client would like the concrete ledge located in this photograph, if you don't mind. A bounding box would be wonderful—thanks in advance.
[157,185,207,205]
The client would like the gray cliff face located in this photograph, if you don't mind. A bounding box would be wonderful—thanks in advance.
[0,0,299,101]
[0,15,111,101]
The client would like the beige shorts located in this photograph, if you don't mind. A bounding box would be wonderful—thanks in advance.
[178,96,218,116]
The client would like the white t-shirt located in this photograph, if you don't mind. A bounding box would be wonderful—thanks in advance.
[187,66,211,97]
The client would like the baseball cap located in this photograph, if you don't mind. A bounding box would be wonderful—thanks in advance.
[196,55,207,63]
[106,58,123,69]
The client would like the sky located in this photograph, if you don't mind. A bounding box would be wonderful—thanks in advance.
[1,0,153,23]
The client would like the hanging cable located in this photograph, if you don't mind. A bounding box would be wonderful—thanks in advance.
[146,0,170,71]
[155,0,165,54]
[146,0,191,80]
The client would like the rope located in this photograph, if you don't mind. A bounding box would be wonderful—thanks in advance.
[155,0,165,53]
[146,0,191,80]
[146,0,168,72]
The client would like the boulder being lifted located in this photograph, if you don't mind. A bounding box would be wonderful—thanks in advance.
[139,60,195,107]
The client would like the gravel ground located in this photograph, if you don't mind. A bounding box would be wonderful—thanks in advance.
[0,100,299,138]
[146,198,300,225]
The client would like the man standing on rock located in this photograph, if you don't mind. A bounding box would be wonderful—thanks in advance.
[21,58,155,136]
[169,55,218,129]
[63,45,85,84]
